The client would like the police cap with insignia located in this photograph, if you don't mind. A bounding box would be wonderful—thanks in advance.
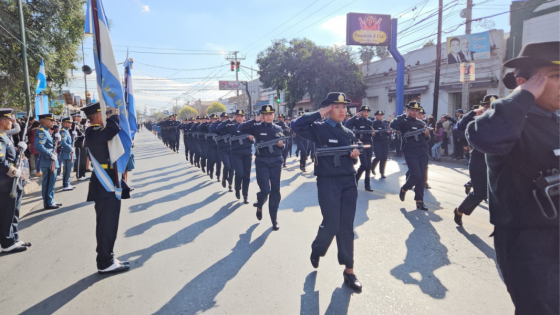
[0,108,13,119]
[278,114,285,118]
[480,94,499,105]
[346,112,352,117]
[220,112,229,118]
[374,110,384,116]
[405,101,422,110]
[61,117,72,123]
[419,108,426,115]
[209,113,219,119]
[71,112,81,117]
[260,104,275,114]
[298,112,304,117]
[38,113,55,120]
[471,105,481,110]
[359,106,371,112]
[456,109,464,114]
[502,41,560,89]
[320,92,352,107]
[81,102,101,116]
[234,109,246,116]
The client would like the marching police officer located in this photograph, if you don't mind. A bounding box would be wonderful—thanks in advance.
[294,112,309,172]
[466,41,559,314]
[210,113,227,181]
[275,114,290,167]
[216,113,235,191]
[291,92,363,293]
[371,111,390,178]
[82,102,130,274]
[391,102,430,210]
[0,108,31,253]
[35,113,62,210]
[239,105,285,231]
[205,114,220,180]
[197,115,209,173]
[285,116,293,158]
[219,110,253,204]
[59,117,76,191]
[190,116,202,168]
[345,106,374,191]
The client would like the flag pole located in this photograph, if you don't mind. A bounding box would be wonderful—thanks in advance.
[90,0,120,188]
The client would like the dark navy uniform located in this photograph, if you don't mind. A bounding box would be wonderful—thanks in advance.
[0,108,27,252]
[197,117,209,173]
[371,112,390,177]
[34,114,60,209]
[222,110,253,201]
[83,103,130,273]
[216,115,234,190]
[390,102,429,209]
[59,117,76,190]
[291,95,362,292]
[345,109,374,190]
[294,112,309,171]
[206,115,221,180]
[275,116,290,167]
[190,120,201,168]
[239,105,285,229]
[71,114,87,180]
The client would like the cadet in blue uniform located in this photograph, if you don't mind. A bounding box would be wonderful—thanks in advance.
[391,102,430,210]
[205,114,220,180]
[82,102,130,274]
[275,114,290,168]
[345,106,374,191]
[0,108,31,253]
[212,113,228,181]
[239,105,285,230]
[466,42,559,314]
[221,110,253,203]
[216,113,235,191]
[35,113,62,210]
[190,117,201,168]
[291,92,363,293]
[452,95,497,226]
[59,117,76,191]
[371,110,391,178]
[197,115,209,173]
[294,112,309,172]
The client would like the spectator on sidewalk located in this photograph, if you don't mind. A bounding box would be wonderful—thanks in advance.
[431,121,445,161]
[441,115,452,156]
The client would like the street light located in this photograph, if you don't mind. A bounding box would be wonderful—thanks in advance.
[46,76,54,89]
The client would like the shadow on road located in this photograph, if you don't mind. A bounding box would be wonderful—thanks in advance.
[324,286,353,315]
[18,201,91,231]
[456,226,502,281]
[132,163,182,176]
[153,224,272,315]
[128,181,213,213]
[390,208,449,299]
[300,271,319,315]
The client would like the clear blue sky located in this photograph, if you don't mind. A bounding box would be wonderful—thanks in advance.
[65,0,513,113]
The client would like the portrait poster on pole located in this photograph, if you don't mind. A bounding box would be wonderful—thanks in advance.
[346,13,392,46]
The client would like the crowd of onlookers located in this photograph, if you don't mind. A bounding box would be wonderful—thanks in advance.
[425,109,471,163]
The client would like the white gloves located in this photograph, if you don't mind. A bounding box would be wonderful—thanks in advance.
[54,133,61,141]
[72,131,77,136]
[13,169,22,178]
[51,154,58,162]
[17,141,28,151]
[71,148,75,154]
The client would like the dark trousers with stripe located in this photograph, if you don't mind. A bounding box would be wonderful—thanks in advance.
[312,175,357,269]
[94,196,121,270]
[0,188,22,248]
[402,148,428,200]
[255,156,283,223]
[41,167,57,208]
[62,159,75,188]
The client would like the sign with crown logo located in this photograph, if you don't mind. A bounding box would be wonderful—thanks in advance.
[346,13,392,46]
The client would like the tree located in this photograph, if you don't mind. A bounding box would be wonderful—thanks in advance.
[358,46,374,71]
[206,102,226,115]
[374,46,389,59]
[0,0,85,110]
[423,39,435,47]
[177,105,198,120]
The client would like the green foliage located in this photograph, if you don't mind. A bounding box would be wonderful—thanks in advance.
[51,102,64,116]
[423,39,435,47]
[358,46,374,71]
[206,102,226,115]
[257,38,366,115]
[0,0,85,110]
[178,105,198,120]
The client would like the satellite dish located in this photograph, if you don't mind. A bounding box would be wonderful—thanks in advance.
[460,9,467,18]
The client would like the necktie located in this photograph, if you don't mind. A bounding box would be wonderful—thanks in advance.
[456,56,460,63]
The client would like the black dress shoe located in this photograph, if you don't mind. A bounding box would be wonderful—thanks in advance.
[343,271,363,293]
[217,177,220,182]
[229,185,233,192]
[464,183,472,195]
[381,174,386,179]
[256,209,262,220]
[283,164,286,168]
[272,221,280,231]
[399,188,407,202]
[300,165,306,172]
[235,190,241,200]
[45,205,60,210]
[425,183,431,189]
[454,208,463,226]
[209,173,213,180]
[98,262,130,274]
[202,167,205,173]
[243,197,250,204]
[56,203,63,207]
[310,253,320,269]
[222,178,227,188]
[416,201,429,211]
[365,187,373,192]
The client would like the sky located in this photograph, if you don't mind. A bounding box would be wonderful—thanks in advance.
[63,0,514,114]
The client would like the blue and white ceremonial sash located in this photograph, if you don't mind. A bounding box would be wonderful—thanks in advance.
[88,151,122,200]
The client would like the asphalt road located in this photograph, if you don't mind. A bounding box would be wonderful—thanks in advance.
[0,130,514,315]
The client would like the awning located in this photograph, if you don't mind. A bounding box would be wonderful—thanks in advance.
[388,86,428,97]
[440,80,495,91]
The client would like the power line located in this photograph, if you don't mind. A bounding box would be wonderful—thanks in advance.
[134,62,225,71]
[112,44,222,52]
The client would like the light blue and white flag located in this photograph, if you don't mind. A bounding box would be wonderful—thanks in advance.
[88,151,122,200]
[35,59,47,95]
[84,0,132,192]
[124,58,138,139]
[34,94,49,119]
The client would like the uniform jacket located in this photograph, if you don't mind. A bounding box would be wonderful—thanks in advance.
[390,114,429,150]
[217,120,253,154]
[372,120,390,141]
[34,126,59,169]
[238,119,284,157]
[0,132,19,192]
[216,120,233,151]
[59,127,75,161]
[345,116,373,143]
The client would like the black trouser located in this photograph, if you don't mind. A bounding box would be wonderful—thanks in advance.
[75,147,88,178]
[355,144,372,188]
[402,148,429,200]
[175,132,181,152]
[220,149,234,185]
[184,137,189,160]
[494,227,559,315]
[295,138,308,166]
[286,137,293,157]
[94,196,121,270]
[458,152,487,215]
[232,151,252,197]
[312,175,357,269]
[214,147,222,177]
[0,188,22,249]
[308,142,316,162]
[207,145,218,175]
[199,140,207,169]
[454,138,464,158]
[395,136,402,156]
[254,155,283,223]
[194,140,201,166]
[188,138,195,163]
[281,140,289,164]
[442,137,449,155]
[372,140,388,175]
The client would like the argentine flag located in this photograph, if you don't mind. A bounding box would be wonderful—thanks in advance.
[124,59,138,139]
[84,0,132,197]
[35,59,47,94]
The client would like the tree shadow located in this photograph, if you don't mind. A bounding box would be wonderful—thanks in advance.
[18,201,91,231]
[324,286,353,315]
[120,201,242,268]
[300,271,319,315]
[456,226,502,281]
[125,191,226,237]
[128,181,213,213]
[390,208,449,299]
[153,224,271,315]
[18,272,120,315]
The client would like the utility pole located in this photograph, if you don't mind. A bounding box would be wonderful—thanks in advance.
[432,0,443,118]
[462,0,473,112]
[82,41,88,104]
[17,0,32,115]
[225,51,246,110]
